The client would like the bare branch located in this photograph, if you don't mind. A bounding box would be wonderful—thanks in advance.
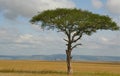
[63,28,69,38]
[72,33,82,43]
[64,38,68,42]
[72,31,80,41]
[71,30,83,42]
[72,43,82,50]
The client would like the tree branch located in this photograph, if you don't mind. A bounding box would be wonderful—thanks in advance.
[71,30,83,42]
[72,33,82,43]
[64,28,69,38]
[72,43,82,50]
[64,38,68,42]
[72,31,80,41]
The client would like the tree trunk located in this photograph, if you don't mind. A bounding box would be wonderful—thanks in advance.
[66,50,72,75]
[65,29,73,75]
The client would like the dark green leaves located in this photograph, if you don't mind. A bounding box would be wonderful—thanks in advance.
[30,8,119,35]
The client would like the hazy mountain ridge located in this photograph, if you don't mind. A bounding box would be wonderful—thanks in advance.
[0,54,120,62]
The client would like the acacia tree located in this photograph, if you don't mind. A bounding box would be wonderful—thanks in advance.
[30,8,119,74]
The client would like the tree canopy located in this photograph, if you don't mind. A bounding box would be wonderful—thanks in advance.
[31,8,119,36]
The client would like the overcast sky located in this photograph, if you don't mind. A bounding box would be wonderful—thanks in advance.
[0,0,120,56]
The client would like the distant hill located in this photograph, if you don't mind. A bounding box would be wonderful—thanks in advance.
[0,54,120,62]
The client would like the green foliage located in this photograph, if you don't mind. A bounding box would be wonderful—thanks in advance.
[30,8,119,36]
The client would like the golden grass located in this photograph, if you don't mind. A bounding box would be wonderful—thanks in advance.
[0,60,120,76]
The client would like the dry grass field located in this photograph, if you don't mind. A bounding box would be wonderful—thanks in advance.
[0,60,120,76]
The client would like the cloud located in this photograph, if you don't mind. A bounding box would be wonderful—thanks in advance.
[0,27,65,55]
[100,37,109,42]
[0,27,18,39]
[0,27,120,56]
[106,0,120,15]
[104,0,120,26]
[100,35,120,47]
[92,0,103,9]
[81,31,120,51]
[91,0,120,26]
[0,28,7,36]
[15,34,34,43]
[91,0,120,15]
[0,0,75,20]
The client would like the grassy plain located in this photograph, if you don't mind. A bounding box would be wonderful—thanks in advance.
[0,60,120,76]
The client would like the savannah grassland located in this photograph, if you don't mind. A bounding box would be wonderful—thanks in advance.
[0,60,120,76]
